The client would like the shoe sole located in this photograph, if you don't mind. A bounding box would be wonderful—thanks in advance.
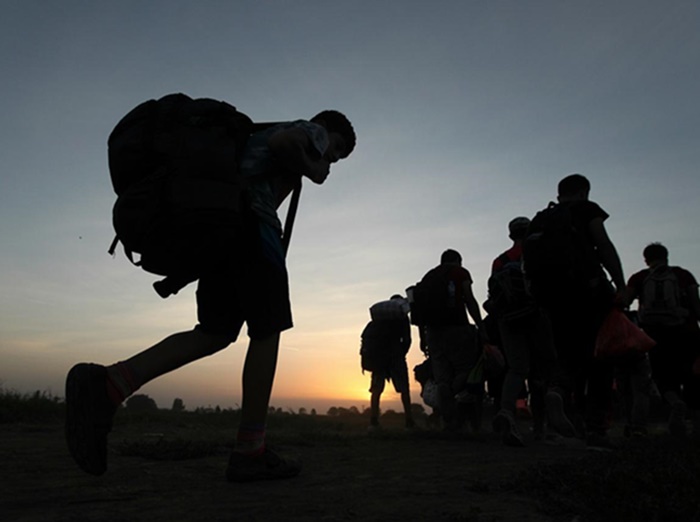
[493,414,525,447]
[545,392,577,438]
[65,363,109,476]
[503,431,525,447]
[226,452,302,482]
[492,414,509,435]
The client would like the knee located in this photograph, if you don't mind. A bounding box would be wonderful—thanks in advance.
[194,330,233,356]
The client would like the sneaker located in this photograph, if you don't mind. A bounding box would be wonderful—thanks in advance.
[65,363,118,476]
[623,424,648,438]
[455,390,476,404]
[225,447,301,482]
[367,417,382,433]
[669,401,687,437]
[367,423,382,433]
[492,410,525,447]
[532,427,545,442]
[545,390,577,438]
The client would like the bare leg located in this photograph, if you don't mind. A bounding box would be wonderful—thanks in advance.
[401,390,415,427]
[370,390,381,425]
[124,329,232,385]
[67,329,230,476]
[240,333,281,427]
[225,332,302,482]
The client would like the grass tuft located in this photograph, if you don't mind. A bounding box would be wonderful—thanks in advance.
[509,435,700,522]
[0,388,65,423]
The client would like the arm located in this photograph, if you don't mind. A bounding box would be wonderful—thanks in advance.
[625,278,639,309]
[688,284,700,319]
[588,217,626,298]
[462,281,489,342]
[267,127,330,184]
[400,317,412,353]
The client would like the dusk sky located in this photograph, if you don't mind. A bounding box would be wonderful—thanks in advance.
[2,1,699,413]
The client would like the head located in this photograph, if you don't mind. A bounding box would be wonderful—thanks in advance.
[508,216,531,242]
[643,242,669,268]
[390,293,410,314]
[440,249,462,266]
[557,173,590,202]
[310,110,356,162]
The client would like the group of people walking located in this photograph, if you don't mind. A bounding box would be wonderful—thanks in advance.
[64,92,695,483]
[363,174,700,449]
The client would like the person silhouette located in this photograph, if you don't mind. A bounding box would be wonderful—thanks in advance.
[66,108,356,481]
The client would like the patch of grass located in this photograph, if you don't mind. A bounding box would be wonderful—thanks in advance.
[112,408,364,460]
[0,388,65,423]
[509,436,700,522]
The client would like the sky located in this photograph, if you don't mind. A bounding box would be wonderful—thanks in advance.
[1,1,699,414]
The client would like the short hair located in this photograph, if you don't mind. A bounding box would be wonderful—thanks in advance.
[311,110,356,158]
[390,294,404,300]
[508,216,531,240]
[440,249,462,265]
[558,173,590,198]
[643,242,668,263]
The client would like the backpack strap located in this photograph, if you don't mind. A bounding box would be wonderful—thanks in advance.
[107,234,140,267]
[108,235,119,257]
[495,252,512,271]
[281,181,302,254]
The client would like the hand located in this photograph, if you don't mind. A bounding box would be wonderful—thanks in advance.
[305,158,330,184]
[613,286,628,308]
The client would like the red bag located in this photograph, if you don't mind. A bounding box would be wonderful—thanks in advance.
[595,308,656,358]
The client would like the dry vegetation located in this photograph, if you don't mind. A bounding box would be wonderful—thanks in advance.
[2,388,699,522]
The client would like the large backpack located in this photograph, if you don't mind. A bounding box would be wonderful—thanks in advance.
[106,93,300,298]
[369,298,408,322]
[522,202,599,304]
[484,256,537,323]
[359,320,396,373]
[638,266,688,326]
[407,265,457,327]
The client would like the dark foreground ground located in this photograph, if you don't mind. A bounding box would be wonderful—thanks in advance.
[2,409,699,522]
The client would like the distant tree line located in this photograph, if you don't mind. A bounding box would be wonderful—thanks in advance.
[119,393,427,419]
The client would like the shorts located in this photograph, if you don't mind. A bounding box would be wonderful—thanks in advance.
[370,355,410,394]
[196,218,293,341]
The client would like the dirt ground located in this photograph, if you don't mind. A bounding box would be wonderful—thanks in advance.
[0,412,611,522]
